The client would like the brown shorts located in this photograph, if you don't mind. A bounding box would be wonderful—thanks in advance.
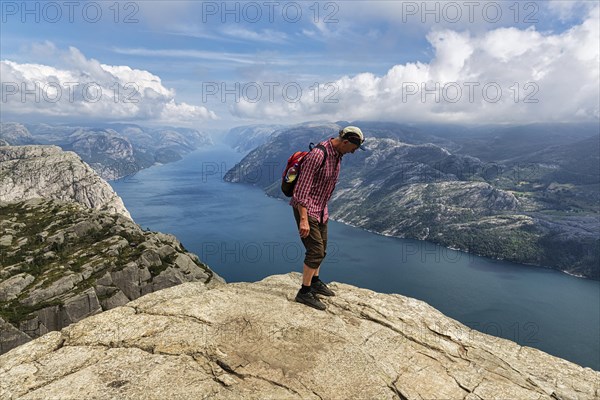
[293,207,328,269]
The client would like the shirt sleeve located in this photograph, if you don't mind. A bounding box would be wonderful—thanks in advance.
[292,148,324,208]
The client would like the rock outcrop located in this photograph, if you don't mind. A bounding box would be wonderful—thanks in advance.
[0,272,597,399]
[0,145,131,219]
[0,198,225,354]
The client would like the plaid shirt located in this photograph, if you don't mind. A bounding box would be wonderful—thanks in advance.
[290,138,342,223]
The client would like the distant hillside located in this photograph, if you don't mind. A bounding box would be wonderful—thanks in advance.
[224,122,600,279]
[440,122,599,162]
[0,123,35,145]
[507,134,600,185]
[223,124,285,153]
[1,122,213,180]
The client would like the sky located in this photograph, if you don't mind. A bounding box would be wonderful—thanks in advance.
[1,0,599,129]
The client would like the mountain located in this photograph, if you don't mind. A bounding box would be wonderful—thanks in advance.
[0,145,131,218]
[1,273,598,399]
[0,145,224,354]
[0,123,213,180]
[505,134,600,186]
[223,124,286,153]
[0,123,35,145]
[115,124,213,163]
[443,123,599,162]
[224,122,600,279]
[66,128,140,180]
[349,120,460,150]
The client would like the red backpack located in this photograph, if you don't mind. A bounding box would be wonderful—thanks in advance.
[281,143,327,197]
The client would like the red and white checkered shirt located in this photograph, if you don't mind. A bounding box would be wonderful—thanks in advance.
[290,138,342,223]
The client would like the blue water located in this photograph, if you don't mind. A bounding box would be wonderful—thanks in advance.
[110,142,600,371]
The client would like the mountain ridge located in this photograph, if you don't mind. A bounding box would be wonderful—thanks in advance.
[1,122,213,180]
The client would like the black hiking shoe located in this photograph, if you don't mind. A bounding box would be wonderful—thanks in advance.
[295,290,326,311]
[311,280,335,296]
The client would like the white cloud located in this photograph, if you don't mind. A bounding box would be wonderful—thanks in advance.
[230,7,600,124]
[546,0,598,21]
[1,46,217,124]
[112,47,281,66]
[220,27,288,43]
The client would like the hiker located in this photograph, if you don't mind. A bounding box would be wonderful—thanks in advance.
[291,126,365,310]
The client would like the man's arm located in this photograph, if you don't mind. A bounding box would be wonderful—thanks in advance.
[297,205,310,238]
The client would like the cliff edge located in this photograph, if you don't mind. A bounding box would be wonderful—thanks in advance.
[1,273,597,400]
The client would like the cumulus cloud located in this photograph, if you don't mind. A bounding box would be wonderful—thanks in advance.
[231,6,599,124]
[0,46,217,124]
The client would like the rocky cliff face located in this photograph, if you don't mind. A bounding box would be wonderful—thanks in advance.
[0,273,597,399]
[67,129,140,181]
[0,145,131,219]
[0,198,225,354]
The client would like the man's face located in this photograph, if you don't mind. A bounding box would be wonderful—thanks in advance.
[341,140,360,154]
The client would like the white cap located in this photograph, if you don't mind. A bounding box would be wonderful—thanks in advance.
[339,126,365,150]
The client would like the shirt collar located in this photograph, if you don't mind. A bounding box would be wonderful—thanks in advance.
[327,138,343,158]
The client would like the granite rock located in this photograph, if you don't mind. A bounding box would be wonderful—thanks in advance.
[0,273,597,400]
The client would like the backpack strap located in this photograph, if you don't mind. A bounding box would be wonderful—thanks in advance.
[309,142,328,170]
[315,144,327,169]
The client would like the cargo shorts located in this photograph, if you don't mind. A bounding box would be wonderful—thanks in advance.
[293,207,328,269]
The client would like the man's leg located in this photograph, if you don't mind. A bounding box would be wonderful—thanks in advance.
[308,221,335,296]
[314,222,326,281]
[293,208,326,310]
[296,261,326,310]
[302,264,318,286]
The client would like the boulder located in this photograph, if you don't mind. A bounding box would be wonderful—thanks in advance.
[0,274,34,302]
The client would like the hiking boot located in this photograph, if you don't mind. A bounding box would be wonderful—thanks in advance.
[311,280,335,296]
[295,290,326,311]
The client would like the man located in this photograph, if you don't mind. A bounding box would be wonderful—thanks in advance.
[291,126,365,310]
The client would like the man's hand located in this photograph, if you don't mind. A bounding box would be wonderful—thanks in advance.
[297,205,310,238]
[299,218,310,238]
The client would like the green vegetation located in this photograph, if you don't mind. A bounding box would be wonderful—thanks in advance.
[0,198,216,333]
[0,298,64,326]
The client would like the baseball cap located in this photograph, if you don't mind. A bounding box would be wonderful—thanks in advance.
[339,126,366,151]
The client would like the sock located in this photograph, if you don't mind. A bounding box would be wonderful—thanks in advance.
[311,275,321,284]
[300,284,311,294]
